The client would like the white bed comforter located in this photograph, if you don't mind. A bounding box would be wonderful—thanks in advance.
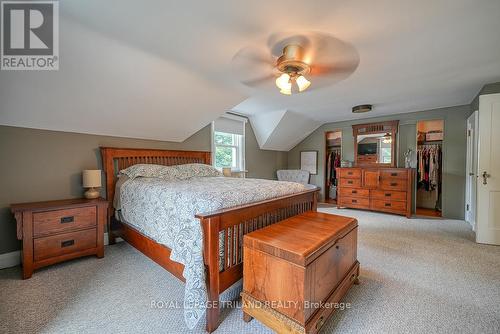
[119,176,310,328]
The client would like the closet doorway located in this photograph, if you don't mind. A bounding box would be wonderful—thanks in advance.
[416,120,444,217]
[325,130,342,203]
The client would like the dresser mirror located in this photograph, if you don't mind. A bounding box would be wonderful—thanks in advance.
[353,120,399,167]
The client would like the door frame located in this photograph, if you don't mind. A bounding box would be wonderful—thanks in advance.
[324,130,342,202]
[465,111,478,229]
[415,119,445,217]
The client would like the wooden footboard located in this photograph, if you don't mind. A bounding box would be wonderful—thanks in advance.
[196,188,318,332]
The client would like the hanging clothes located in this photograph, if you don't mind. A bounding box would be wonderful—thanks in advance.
[417,143,442,211]
[326,148,341,187]
[417,144,441,191]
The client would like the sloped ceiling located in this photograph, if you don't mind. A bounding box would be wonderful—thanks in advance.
[250,110,321,151]
[1,0,500,150]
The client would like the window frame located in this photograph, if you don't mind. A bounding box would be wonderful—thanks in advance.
[211,117,246,172]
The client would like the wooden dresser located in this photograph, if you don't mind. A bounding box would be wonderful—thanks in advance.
[336,167,414,218]
[242,211,359,334]
[11,198,108,279]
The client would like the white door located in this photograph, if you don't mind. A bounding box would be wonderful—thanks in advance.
[465,111,478,229]
[476,93,500,245]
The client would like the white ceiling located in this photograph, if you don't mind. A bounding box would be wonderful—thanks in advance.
[1,0,500,150]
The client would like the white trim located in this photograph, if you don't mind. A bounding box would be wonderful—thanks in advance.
[0,251,21,269]
[221,113,248,123]
[212,120,246,171]
[465,111,479,230]
[211,121,216,166]
[241,122,246,171]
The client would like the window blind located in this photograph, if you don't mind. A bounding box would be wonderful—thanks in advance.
[213,114,246,135]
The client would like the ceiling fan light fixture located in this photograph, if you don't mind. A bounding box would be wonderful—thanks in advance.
[275,73,291,90]
[280,88,292,95]
[296,75,311,92]
[352,104,372,113]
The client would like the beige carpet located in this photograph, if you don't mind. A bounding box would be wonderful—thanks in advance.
[1,208,499,334]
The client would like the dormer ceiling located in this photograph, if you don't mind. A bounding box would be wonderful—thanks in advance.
[1,0,500,151]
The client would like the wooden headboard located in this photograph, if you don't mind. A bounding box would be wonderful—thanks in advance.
[100,147,211,207]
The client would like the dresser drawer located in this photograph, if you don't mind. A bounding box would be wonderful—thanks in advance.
[370,199,407,212]
[34,228,97,261]
[338,196,370,208]
[380,170,408,180]
[357,155,377,163]
[33,206,97,237]
[339,187,369,198]
[370,190,407,201]
[380,179,407,191]
[338,169,361,179]
[339,178,362,188]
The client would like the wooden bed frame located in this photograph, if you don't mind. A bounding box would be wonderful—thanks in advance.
[100,147,318,332]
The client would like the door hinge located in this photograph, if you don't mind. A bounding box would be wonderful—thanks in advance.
[466,204,470,211]
[467,129,471,137]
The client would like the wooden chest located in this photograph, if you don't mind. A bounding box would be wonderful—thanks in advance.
[337,167,414,217]
[242,211,359,334]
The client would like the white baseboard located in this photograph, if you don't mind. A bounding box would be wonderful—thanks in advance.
[0,251,21,269]
[0,233,123,269]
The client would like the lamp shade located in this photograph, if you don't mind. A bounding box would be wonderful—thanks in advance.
[296,75,311,92]
[83,170,101,188]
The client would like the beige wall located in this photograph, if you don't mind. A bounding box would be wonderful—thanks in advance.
[245,123,288,179]
[288,105,471,219]
[0,123,286,254]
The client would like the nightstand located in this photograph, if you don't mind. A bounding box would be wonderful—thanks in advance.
[11,198,108,279]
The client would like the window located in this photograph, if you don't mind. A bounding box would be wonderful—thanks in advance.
[379,139,392,163]
[212,115,246,171]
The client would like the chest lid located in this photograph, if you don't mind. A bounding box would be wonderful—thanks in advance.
[243,211,357,266]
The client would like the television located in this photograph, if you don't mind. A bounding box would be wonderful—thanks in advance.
[358,143,377,155]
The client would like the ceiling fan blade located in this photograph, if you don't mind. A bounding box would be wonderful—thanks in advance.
[241,74,275,87]
[231,46,277,87]
[309,61,359,76]
[232,47,274,65]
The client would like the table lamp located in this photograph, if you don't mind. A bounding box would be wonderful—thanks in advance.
[83,170,101,199]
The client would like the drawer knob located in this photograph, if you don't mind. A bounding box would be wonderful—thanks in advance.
[385,193,391,197]
[385,203,391,207]
[60,216,74,224]
[347,172,353,175]
[61,239,75,248]
[352,190,357,194]
[348,180,353,184]
[352,199,357,203]
[390,182,398,186]
[335,245,340,249]
[391,173,398,176]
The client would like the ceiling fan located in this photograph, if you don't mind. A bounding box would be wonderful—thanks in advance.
[232,32,359,95]
[274,44,312,95]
